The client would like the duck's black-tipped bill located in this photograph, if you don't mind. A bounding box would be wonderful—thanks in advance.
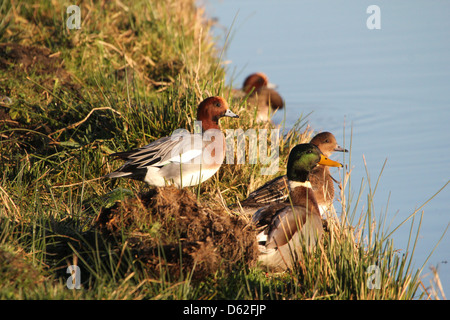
[224,109,239,118]
[334,145,348,153]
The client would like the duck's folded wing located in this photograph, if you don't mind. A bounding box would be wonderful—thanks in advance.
[252,202,289,228]
[254,205,307,249]
[241,175,289,207]
[111,131,204,169]
[267,206,307,248]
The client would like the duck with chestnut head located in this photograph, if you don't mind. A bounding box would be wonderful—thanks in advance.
[230,72,284,122]
[106,96,239,188]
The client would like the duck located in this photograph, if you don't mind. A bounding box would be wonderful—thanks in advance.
[106,96,239,187]
[231,72,284,122]
[253,143,343,271]
[238,132,347,217]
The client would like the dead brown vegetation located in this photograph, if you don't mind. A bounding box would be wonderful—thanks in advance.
[95,186,259,280]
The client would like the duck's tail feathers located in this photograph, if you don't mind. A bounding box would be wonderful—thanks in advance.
[105,167,147,181]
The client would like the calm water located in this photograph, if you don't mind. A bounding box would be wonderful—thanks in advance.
[204,0,450,296]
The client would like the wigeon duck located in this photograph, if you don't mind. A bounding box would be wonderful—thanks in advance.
[233,72,284,122]
[238,132,347,217]
[106,96,239,187]
[253,143,343,271]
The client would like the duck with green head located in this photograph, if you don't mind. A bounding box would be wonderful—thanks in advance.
[239,132,347,217]
[253,143,342,272]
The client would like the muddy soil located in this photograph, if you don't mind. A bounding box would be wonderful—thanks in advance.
[95,186,259,280]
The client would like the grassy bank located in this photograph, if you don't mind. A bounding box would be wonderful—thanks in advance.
[0,0,445,300]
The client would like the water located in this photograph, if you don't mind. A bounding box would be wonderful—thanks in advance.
[204,0,450,296]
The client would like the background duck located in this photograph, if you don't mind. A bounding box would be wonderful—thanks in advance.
[106,96,239,188]
[309,132,348,214]
[253,143,343,271]
[230,72,284,122]
[238,132,347,217]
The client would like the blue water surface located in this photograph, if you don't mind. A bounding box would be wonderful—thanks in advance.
[204,0,450,297]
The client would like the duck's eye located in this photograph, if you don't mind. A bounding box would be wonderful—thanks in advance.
[325,139,329,143]
[215,102,221,108]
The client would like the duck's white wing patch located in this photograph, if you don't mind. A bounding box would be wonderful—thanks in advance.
[166,146,203,164]
[123,130,204,168]
[162,130,203,165]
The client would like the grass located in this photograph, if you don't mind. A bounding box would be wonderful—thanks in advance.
[0,0,447,300]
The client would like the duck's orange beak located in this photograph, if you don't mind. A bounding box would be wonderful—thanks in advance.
[318,154,343,167]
